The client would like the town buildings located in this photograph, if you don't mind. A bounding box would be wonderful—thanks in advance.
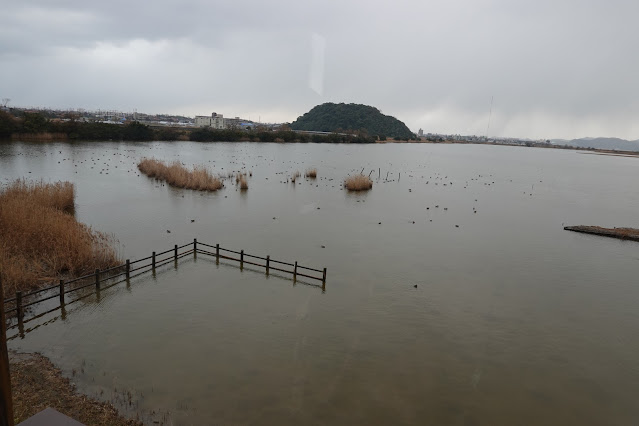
[194,112,225,129]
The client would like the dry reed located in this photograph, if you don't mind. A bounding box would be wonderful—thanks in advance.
[305,168,317,178]
[239,175,248,190]
[291,171,301,183]
[0,180,121,294]
[344,174,373,191]
[138,158,223,191]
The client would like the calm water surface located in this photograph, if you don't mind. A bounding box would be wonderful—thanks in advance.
[1,141,639,425]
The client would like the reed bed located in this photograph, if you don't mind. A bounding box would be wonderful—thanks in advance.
[0,180,120,294]
[344,174,373,191]
[305,168,317,178]
[138,158,223,191]
[239,175,249,190]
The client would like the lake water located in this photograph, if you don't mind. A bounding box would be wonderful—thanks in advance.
[2,141,639,425]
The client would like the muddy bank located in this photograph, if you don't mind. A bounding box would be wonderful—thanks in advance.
[564,225,639,242]
[9,351,141,426]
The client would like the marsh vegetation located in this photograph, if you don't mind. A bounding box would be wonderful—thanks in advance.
[0,180,120,293]
[344,174,373,191]
[137,158,223,191]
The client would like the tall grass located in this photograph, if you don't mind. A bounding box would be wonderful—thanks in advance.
[305,168,317,178]
[138,158,223,191]
[0,180,120,294]
[344,174,373,191]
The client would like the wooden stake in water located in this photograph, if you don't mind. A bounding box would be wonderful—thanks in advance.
[59,279,65,305]
[16,291,22,322]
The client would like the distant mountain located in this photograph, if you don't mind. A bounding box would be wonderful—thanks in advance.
[551,137,639,152]
[290,103,413,139]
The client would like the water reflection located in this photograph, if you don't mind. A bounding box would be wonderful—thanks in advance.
[3,141,639,424]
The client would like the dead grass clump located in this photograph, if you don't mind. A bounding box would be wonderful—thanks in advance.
[0,180,121,294]
[138,158,223,191]
[305,168,317,178]
[344,174,373,191]
[239,175,249,190]
[291,171,301,183]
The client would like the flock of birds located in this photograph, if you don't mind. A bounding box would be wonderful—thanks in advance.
[2,146,543,236]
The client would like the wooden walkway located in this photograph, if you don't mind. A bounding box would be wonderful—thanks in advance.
[564,225,639,242]
[18,408,84,426]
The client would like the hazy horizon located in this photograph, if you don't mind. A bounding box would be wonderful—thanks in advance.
[2,0,638,140]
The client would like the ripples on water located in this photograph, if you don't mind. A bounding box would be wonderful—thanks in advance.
[2,141,639,425]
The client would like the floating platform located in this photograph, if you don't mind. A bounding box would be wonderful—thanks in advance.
[564,225,639,242]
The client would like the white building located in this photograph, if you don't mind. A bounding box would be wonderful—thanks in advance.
[195,112,225,129]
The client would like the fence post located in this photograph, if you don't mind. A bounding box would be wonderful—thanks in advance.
[240,250,244,269]
[174,244,178,261]
[16,291,23,322]
[0,275,15,426]
[59,279,65,305]
[294,261,298,281]
[126,259,130,279]
[152,252,156,270]
[266,255,270,275]
[95,269,100,290]
[216,244,219,262]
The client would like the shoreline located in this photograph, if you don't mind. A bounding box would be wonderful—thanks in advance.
[3,136,639,157]
[9,351,142,425]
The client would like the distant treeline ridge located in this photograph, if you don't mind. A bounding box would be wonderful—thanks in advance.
[0,111,376,143]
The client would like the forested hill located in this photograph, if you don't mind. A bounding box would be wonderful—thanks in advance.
[290,103,414,139]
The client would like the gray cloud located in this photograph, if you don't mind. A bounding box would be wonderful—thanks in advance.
[1,0,638,139]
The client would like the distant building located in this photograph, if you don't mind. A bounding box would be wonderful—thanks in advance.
[418,128,423,137]
[195,112,225,129]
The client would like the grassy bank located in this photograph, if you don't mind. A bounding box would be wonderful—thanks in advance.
[0,180,121,294]
[10,352,141,425]
[138,158,224,191]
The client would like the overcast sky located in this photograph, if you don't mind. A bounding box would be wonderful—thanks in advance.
[1,0,638,140]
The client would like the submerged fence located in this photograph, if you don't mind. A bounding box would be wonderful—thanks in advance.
[2,239,327,326]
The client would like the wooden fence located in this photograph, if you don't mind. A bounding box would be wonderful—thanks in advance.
[2,239,327,326]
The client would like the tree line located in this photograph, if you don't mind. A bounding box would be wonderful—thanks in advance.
[0,111,376,143]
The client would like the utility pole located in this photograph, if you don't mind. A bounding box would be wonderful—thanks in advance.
[0,275,14,426]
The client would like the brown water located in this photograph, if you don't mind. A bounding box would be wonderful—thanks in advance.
[2,141,639,425]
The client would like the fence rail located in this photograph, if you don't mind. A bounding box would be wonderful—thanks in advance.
[2,240,327,326]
